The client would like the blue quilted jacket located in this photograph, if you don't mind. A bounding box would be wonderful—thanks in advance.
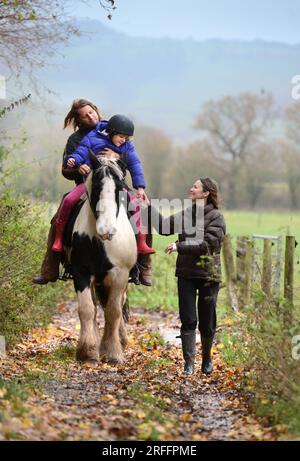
[64,120,146,189]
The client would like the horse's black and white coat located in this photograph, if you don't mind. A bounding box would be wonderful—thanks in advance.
[69,154,137,364]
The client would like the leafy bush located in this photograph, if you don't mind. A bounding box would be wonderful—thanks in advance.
[0,191,67,347]
[222,288,300,436]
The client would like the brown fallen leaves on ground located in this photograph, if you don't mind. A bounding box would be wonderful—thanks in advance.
[0,300,280,441]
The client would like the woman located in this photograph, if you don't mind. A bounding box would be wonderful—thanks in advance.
[148,178,226,375]
[32,99,104,285]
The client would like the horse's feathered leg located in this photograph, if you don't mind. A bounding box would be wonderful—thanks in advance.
[100,268,128,363]
[95,280,129,350]
[75,275,101,363]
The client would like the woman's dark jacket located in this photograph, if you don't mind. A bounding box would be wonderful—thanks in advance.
[150,202,226,283]
[61,126,93,185]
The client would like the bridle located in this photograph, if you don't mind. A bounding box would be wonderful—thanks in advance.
[82,160,126,220]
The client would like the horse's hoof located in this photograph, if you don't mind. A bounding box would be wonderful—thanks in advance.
[76,344,100,362]
[107,358,122,365]
[101,355,124,365]
[82,359,99,368]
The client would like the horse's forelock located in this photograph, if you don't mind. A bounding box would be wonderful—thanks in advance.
[94,158,124,182]
[90,159,124,215]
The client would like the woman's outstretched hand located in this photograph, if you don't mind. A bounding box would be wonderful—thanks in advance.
[165,243,177,254]
[136,189,151,206]
[135,188,147,201]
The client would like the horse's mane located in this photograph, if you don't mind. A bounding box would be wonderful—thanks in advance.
[88,157,126,214]
[95,158,125,182]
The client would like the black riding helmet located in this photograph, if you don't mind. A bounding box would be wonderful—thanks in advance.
[107,114,134,137]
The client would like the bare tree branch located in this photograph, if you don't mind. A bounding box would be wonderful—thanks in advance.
[99,0,116,20]
[194,92,275,208]
[0,1,117,82]
[0,94,31,118]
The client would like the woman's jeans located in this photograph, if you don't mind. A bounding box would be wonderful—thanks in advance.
[177,277,220,338]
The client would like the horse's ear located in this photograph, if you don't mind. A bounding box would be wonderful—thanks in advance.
[88,150,101,170]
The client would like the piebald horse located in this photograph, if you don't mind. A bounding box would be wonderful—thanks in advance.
[68,153,137,364]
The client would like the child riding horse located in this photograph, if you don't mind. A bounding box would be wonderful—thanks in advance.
[52,115,155,257]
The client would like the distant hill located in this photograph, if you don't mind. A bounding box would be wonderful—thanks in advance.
[38,19,300,141]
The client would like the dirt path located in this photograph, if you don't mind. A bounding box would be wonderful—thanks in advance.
[0,300,277,441]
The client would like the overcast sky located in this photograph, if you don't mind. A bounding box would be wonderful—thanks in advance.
[71,0,300,44]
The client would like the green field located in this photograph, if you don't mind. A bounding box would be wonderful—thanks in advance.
[223,210,300,242]
[128,210,300,310]
[224,210,300,300]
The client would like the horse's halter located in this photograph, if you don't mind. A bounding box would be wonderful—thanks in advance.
[85,160,126,222]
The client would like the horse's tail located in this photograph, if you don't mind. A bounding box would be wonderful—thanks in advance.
[92,281,130,323]
[92,283,107,309]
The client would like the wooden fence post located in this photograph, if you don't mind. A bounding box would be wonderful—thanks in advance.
[242,238,254,307]
[222,234,239,312]
[236,236,247,282]
[283,236,295,326]
[261,239,272,297]
[284,236,295,303]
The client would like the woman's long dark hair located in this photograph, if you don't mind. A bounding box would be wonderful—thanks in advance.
[64,98,102,131]
[200,177,220,209]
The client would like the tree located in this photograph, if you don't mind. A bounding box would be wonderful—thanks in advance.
[133,125,172,198]
[0,1,116,79]
[0,94,31,187]
[286,101,300,146]
[0,1,117,187]
[161,139,220,200]
[283,102,300,208]
[277,140,300,210]
[194,92,274,209]
[241,143,278,209]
